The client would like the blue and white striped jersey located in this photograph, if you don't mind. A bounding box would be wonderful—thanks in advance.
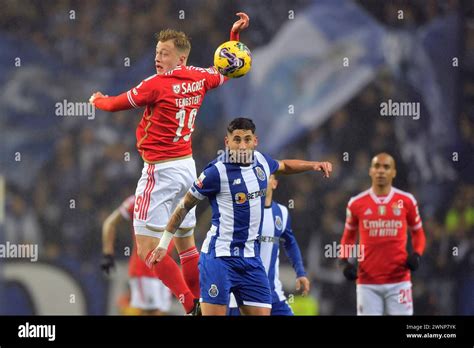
[230,201,307,307]
[260,202,306,303]
[189,151,279,257]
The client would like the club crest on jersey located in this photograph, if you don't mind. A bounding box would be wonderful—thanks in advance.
[208,284,219,298]
[275,216,283,230]
[195,173,206,189]
[172,84,181,94]
[235,192,247,204]
[391,203,401,216]
[378,205,386,216]
[255,167,266,181]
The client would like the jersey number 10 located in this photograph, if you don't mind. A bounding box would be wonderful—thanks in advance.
[174,108,197,142]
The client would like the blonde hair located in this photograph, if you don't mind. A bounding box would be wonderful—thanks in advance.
[156,29,191,54]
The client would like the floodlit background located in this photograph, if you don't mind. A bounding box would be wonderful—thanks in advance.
[0,0,473,315]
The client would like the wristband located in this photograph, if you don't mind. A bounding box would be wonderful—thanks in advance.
[158,231,174,250]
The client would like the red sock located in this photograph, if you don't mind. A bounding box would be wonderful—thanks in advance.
[179,246,200,298]
[146,250,195,313]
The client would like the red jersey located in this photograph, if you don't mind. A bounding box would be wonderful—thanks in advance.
[119,195,155,278]
[126,66,225,163]
[341,187,426,285]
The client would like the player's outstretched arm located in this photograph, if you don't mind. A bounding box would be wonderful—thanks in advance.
[276,159,333,178]
[101,209,125,275]
[147,192,200,265]
[89,91,133,112]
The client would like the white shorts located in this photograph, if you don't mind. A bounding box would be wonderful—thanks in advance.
[133,157,197,238]
[356,280,413,315]
[129,277,172,311]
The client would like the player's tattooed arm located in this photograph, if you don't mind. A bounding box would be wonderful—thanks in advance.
[165,192,200,234]
[148,192,200,264]
[276,159,333,178]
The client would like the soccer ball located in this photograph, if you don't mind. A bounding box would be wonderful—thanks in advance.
[214,41,252,78]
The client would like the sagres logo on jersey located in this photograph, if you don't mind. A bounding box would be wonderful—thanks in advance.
[208,284,219,298]
[275,215,283,230]
[254,166,266,181]
[172,84,181,94]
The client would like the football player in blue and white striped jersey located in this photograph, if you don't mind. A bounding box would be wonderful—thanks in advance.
[228,173,310,315]
[148,118,331,315]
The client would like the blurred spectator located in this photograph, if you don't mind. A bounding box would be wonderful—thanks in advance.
[5,190,42,248]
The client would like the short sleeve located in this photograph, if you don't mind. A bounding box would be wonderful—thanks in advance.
[126,75,159,108]
[203,66,226,90]
[261,153,280,174]
[189,164,221,200]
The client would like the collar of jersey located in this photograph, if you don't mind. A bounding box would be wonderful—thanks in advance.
[369,187,394,204]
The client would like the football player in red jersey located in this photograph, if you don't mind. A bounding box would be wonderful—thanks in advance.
[340,153,426,315]
[90,13,250,314]
[101,196,172,315]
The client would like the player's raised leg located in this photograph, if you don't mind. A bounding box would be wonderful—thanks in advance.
[174,231,200,299]
[135,234,196,314]
[134,162,196,314]
[172,158,201,299]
